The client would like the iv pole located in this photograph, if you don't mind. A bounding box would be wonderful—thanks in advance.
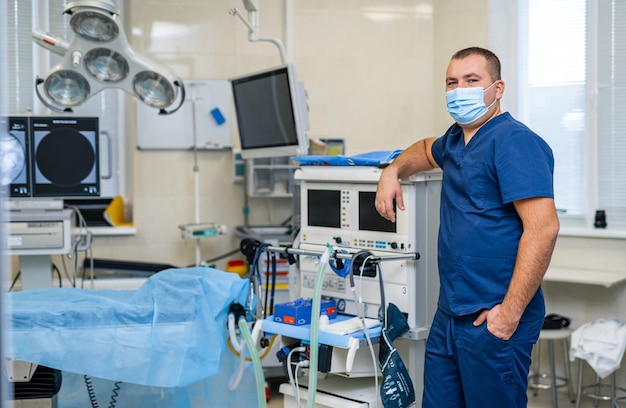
[190,84,202,266]
[178,82,226,266]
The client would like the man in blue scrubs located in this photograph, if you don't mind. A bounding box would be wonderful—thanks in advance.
[375,47,559,407]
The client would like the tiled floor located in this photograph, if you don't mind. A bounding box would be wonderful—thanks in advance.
[266,377,621,408]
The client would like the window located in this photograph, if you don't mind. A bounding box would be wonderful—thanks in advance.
[492,0,626,231]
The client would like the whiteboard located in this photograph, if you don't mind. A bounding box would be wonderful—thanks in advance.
[136,79,233,150]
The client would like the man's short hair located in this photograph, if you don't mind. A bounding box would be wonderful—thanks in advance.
[451,47,502,82]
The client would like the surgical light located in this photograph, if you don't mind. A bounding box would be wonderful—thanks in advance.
[44,70,91,107]
[70,9,119,42]
[133,71,176,109]
[84,48,129,82]
[33,0,184,114]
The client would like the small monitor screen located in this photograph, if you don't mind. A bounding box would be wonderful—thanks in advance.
[307,189,341,228]
[1,116,31,197]
[359,191,396,233]
[231,65,305,158]
[30,116,100,197]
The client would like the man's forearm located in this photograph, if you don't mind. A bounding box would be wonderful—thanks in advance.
[501,210,559,320]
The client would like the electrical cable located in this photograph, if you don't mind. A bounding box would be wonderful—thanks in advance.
[108,381,122,408]
[287,346,306,408]
[294,360,309,408]
[203,248,241,264]
[269,252,277,315]
[83,375,99,408]
[348,252,381,408]
[263,254,270,316]
[83,374,122,408]
[8,271,20,292]
[63,204,92,288]
[80,246,95,289]
[52,264,62,287]
[248,243,271,319]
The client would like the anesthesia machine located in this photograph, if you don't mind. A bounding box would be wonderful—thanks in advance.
[261,165,442,407]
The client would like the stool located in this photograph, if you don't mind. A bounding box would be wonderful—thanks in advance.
[575,359,626,408]
[529,329,576,408]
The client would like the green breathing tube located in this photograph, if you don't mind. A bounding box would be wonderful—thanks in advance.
[307,244,333,408]
[238,315,266,408]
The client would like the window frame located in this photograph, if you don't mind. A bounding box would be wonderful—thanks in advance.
[488,0,626,239]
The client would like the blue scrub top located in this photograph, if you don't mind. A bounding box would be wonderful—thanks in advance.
[431,112,554,319]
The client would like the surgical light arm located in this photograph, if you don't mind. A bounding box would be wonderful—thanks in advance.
[229,1,288,64]
[32,29,69,56]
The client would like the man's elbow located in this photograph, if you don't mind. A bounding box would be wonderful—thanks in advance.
[545,214,560,244]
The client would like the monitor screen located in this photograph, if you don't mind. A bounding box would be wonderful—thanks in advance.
[231,64,309,159]
[30,116,100,197]
[307,189,341,228]
[1,116,31,198]
[359,191,396,233]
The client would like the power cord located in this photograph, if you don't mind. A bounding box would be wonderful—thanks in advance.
[283,346,306,408]
[349,251,381,408]
[83,375,122,408]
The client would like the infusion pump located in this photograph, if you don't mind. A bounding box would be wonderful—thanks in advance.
[296,166,442,331]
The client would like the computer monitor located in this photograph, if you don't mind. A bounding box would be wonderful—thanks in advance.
[30,116,100,197]
[230,64,309,159]
[1,116,31,198]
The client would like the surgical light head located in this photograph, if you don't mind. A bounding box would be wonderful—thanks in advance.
[33,0,184,114]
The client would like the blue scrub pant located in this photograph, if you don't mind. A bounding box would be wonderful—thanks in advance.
[422,308,542,408]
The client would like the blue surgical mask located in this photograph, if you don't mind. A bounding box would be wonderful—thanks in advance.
[446,82,497,125]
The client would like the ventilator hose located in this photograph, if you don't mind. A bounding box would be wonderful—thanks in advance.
[239,315,266,408]
[228,313,244,352]
[228,318,277,389]
[229,341,247,391]
[307,244,332,408]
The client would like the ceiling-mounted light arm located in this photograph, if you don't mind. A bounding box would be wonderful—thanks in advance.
[229,1,288,64]
[32,29,70,56]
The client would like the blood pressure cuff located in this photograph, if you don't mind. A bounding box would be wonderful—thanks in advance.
[379,303,416,408]
[6,267,251,388]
